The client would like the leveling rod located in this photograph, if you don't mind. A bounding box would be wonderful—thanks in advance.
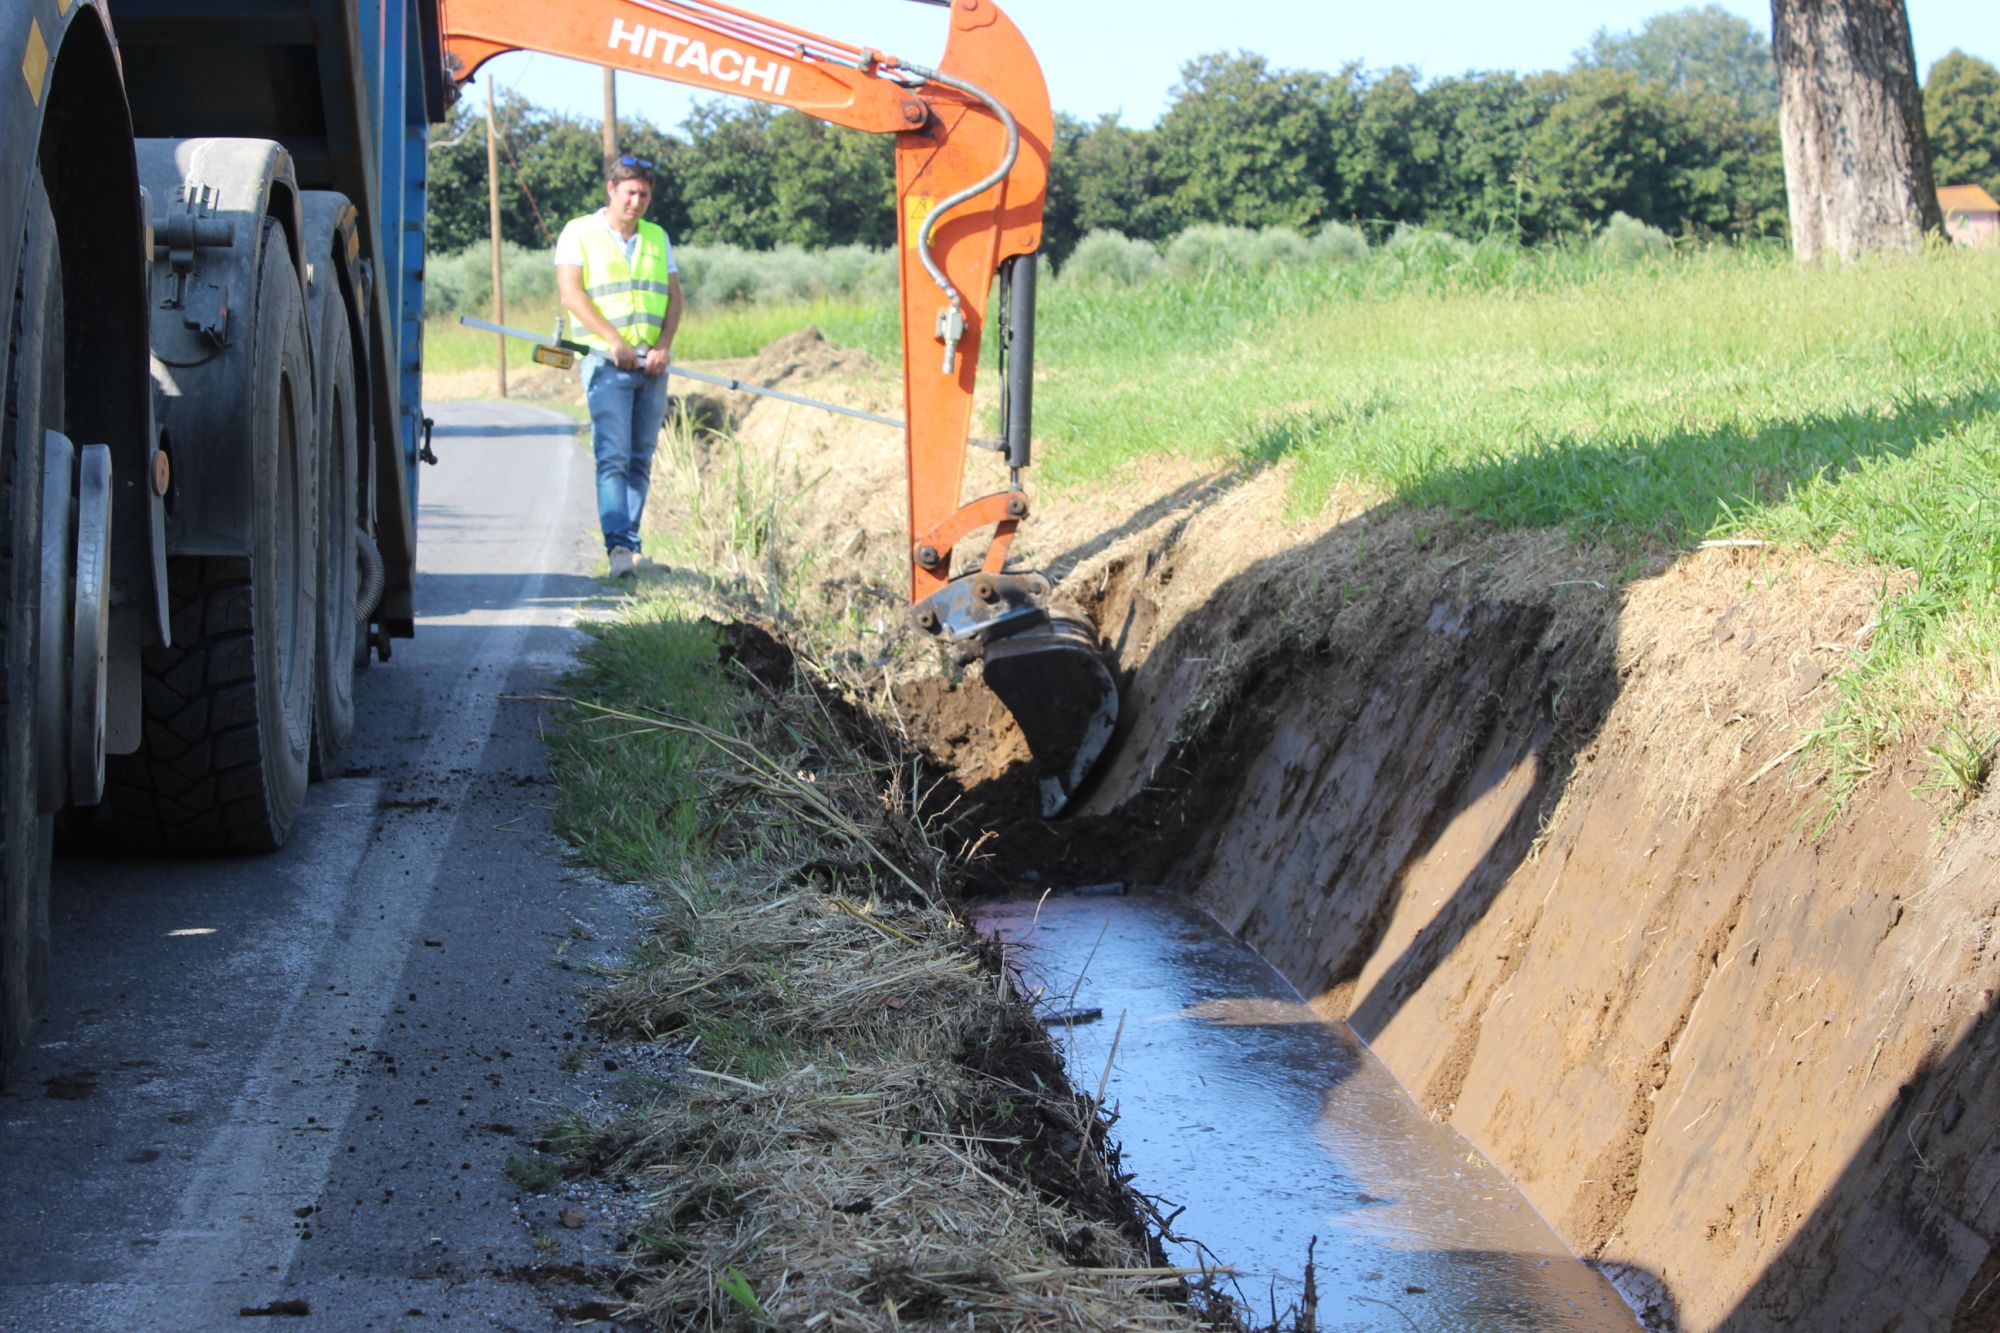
[457,316,905,430]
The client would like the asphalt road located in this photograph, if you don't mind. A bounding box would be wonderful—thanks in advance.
[0,401,648,1331]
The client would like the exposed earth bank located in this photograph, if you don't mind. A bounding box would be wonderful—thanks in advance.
[667,330,2000,1331]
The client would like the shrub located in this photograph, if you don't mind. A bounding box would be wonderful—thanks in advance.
[426,243,484,316]
[426,240,557,316]
[1310,222,1369,265]
[744,245,823,304]
[811,244,898,302]
[1382,224,1475,278]
[422,236,903,316]
[1058,230,1163,287]
[676,244,770,308]
[672,242,895,310]
[502,243,558,307]
[1165,224,1259,279]
[1249,227,1315,273]
[1464,234,1531,286]
[1593,211,1673,263]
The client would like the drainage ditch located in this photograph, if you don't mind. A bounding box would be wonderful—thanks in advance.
[977,890,1636,1330]
[703,334,2000,1329]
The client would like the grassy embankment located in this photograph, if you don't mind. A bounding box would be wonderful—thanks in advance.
[1028,240,2000,821]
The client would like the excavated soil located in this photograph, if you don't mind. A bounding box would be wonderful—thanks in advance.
[662,329,2000,1332]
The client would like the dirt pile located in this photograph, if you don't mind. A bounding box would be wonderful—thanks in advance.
[664,334,2000,1331]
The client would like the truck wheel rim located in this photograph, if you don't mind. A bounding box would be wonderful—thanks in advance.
[276,369,310,746]
[69,444,112,807]
[35,430,73,815]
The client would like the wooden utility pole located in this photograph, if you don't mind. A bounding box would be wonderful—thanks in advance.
[1771,0,1943,262]
[485,77,507,397]
[602,67,618,166]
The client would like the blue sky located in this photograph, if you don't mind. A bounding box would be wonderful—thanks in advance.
[471,1,1999,133]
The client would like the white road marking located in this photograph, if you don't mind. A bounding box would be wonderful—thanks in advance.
[68,416,584,1329]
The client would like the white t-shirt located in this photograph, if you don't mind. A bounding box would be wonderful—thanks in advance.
[552,209,679,272]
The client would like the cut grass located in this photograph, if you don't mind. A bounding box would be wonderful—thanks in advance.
[543,591,1222,1327]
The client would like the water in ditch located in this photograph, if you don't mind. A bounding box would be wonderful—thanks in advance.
[975,891,1636,1331]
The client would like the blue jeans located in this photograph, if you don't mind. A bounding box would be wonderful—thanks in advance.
[582,354,671,553]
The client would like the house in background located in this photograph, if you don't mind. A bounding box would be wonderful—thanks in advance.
[1938,184,1999,245]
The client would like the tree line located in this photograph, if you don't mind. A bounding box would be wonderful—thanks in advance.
[426,6,2000,267]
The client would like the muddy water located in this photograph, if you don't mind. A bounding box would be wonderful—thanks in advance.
[975,892,1634,1331]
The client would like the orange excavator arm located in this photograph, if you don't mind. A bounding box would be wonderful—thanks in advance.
[439,0,1115,815]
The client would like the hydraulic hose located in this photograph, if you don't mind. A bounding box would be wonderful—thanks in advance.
[725,12,1019,372]
[892,59,1019,371]
[725,9,1015,344]
[354,528,385,630]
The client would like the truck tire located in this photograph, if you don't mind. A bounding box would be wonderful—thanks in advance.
[105,221,318,852]
[0,174,60,1083]
[308,289,356,779]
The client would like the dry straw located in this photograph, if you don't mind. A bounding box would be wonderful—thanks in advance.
[548,670,1233,1330]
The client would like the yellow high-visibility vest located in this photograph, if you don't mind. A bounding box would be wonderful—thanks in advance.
[571,219,674,352]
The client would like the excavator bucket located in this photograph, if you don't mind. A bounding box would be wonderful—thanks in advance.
[981,611,1119,818]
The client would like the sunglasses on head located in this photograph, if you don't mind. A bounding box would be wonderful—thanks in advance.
[618,155,654,170]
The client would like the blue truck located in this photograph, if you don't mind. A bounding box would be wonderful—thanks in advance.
[1,0,449,1081]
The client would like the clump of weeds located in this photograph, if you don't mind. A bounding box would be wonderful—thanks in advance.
[504,1152,564,1194]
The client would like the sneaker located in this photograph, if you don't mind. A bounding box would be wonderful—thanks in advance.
[608,546,637,579]
[631,549,662,574]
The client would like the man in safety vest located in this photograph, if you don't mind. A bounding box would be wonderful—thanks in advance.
[555,154,684,578]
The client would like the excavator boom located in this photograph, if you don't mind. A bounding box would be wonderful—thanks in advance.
[439,0,1116,814]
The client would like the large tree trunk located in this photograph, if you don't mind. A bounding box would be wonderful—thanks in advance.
[1770,0,1943,261]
